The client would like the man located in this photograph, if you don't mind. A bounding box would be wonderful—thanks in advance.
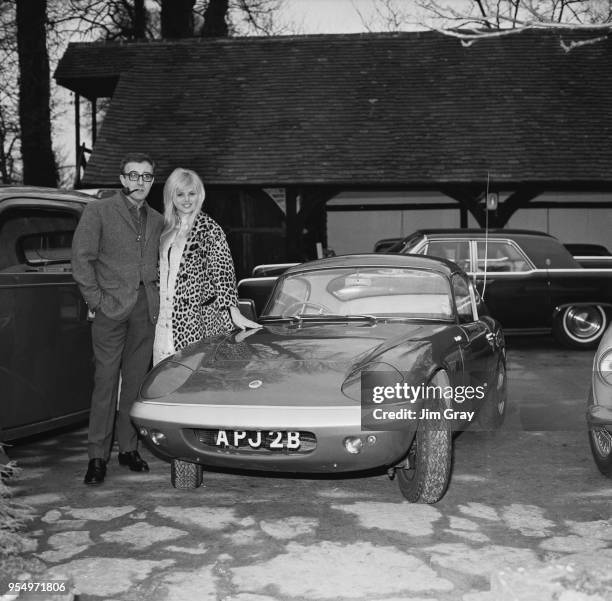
[72,152,164,485]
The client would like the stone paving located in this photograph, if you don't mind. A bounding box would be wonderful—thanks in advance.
[3,338,612,600]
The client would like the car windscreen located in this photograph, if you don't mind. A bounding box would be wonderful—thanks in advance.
[264,267,453,320]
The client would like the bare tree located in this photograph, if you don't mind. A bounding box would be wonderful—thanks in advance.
[55,1,289,41]
[0,2,20,183]
[0,0,292,186]
[352,0,417,32]
[200,0,228,36]
[16,0,58,186]
[192,0,290,37]
[415,0,612,50]
[133,0,145,37]
[161,0,196,37]
[0,104,20,184]
[229,0,289,35]
[52,0,153,41]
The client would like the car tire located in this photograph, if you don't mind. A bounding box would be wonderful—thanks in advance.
[478,359,507,430]
[171,459,203,489]
[553,305,607,349]
[397,372,452,504]
[589,426,612,478]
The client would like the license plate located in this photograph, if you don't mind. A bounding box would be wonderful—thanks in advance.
[215,430,301,450]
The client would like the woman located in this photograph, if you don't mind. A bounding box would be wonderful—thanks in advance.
[153,168,260,365]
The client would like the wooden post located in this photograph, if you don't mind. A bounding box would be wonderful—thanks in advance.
[75,93,80,187]
[239,190,255,278]
[285,187,298,260]
[91,97,97,145]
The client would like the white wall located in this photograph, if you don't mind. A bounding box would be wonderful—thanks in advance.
[327,191,612,255]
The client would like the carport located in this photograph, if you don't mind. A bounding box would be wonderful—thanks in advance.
[54,30,612,276]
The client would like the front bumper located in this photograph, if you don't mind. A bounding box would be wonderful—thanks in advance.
[587,385,612,427]
[131,400,415,473]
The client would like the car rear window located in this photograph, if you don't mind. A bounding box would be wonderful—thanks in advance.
[0,207,77,273]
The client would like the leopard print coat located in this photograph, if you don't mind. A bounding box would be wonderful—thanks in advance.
[172,212,238,351]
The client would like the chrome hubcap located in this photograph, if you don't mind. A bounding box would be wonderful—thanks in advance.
[564,306,604,340]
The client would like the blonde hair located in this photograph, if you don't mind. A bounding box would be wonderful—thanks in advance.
[161,168,205,239]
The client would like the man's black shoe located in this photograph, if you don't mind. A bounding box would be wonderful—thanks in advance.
[118,450,149,472]
[84,458,106,485]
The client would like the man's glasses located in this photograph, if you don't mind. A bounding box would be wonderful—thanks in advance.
[123,171,154,182]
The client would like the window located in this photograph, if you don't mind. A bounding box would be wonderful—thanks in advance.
[265,267,454,320]
[452,274,475,323]
[475,241,530,273]
[0,207,77,273]
[426,240,471,273]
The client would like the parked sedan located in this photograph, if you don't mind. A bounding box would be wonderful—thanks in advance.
[389,229,612,348]
[0,186,93,441]
[131,254,506,503]
[587,326,612,477]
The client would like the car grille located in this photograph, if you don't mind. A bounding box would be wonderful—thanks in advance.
[193,429,317,455]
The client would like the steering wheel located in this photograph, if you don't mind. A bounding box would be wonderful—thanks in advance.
[282,301,331,317]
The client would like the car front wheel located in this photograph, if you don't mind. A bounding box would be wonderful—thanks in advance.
[478,359,507,430]
[589,426,612,478]
[553,305,607,349]
[397,372,452,503]
[171,459,203,489]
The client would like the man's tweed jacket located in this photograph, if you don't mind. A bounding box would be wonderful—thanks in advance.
[71,190,164,322]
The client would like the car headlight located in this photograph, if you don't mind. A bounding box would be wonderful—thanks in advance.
[597,349,612,385]
[140,352,204,399]
[341,361,403,402]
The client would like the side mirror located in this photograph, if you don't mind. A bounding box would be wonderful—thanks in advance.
[237,298,257,321]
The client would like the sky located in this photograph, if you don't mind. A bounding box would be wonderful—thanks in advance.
[278,0,375,34]
[277,0,425,34]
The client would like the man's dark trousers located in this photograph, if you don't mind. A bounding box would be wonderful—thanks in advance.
[88,285,153,460]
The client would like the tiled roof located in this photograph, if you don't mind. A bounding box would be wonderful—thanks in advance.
[54,31,612,187]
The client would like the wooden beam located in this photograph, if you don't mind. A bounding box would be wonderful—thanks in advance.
[440,185,487,226]
[298,187,341,222]
[327,202,461,212]
[528,201,612,209]
[460,205,468,228]
[495,186,544,226]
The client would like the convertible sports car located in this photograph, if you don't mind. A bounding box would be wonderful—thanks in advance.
[587,326,612,478]
[131,254,506,503]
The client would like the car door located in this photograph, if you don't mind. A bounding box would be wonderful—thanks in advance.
[451,273,496,414]
[0,198,93,439]
[472,239,550,329]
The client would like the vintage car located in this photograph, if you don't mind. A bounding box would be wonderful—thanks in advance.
[387,229,612,349]
[131,254,506,503]
[0,186,93,441]
[587,326,612,477]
